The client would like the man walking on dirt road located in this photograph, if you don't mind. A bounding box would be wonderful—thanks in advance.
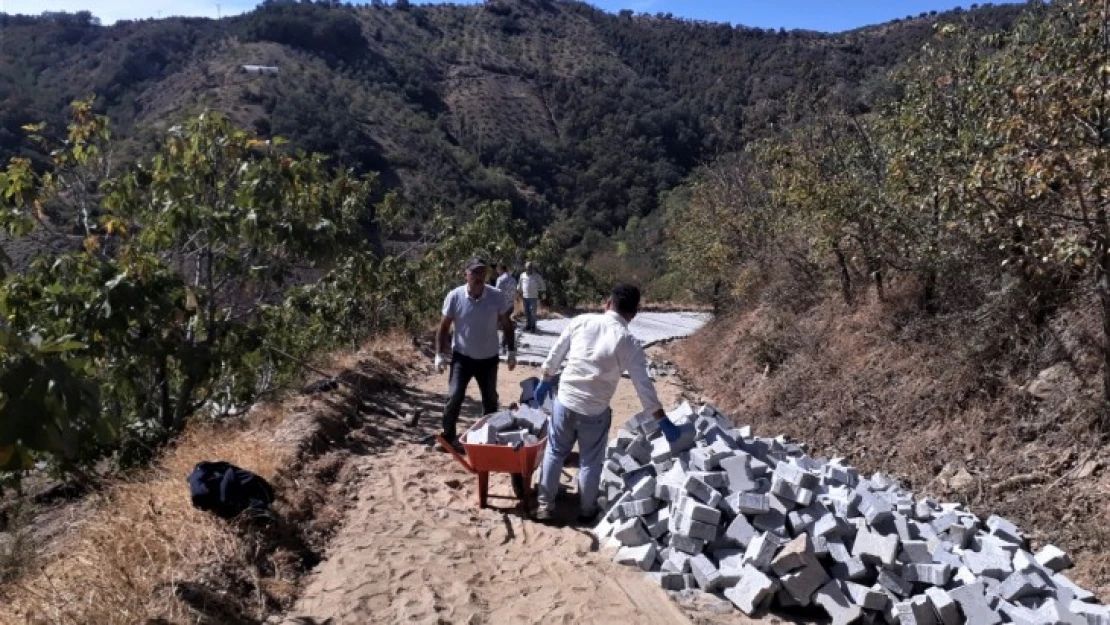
[518,261,546,332]
[532,283,667,523]
[435,257,517,452]
[495,263,518,354]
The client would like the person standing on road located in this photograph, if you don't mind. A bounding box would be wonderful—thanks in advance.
[435,257,517,453]
[531,283,673,523]
[518,261,546,332]
[495,263,518,353]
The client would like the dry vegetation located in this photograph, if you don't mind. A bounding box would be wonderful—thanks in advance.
[671,285,1110,600]
[0,334,423,625]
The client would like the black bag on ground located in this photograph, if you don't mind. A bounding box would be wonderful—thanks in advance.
[187,461,275,519]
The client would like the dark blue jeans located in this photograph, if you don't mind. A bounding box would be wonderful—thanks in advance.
[442,351,499,442]
[524,297,538,330]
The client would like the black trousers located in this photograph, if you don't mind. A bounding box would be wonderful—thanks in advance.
[442,351,500,442]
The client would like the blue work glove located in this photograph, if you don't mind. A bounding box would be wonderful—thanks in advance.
[533,380,554,407]
[659,417,681,443]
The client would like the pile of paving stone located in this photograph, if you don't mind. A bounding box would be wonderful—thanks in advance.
[464,405,548,446]
[594,401,1109,624]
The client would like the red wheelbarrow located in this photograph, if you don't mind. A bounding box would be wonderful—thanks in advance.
[436,410,548,516]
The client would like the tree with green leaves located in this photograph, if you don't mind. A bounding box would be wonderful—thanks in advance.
[664,148,782,310]
[767,114,891,305]
[963,0,1110,412]
[883,23,1002,311]
[0,104,377,481]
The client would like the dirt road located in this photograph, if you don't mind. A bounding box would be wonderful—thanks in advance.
[281,356,780,624]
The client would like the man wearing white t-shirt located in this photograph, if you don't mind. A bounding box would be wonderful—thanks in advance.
[517,261,546,332]
[494,263,518,352]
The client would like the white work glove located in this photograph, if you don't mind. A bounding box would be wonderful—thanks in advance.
[506,351,517,371]
[434,353,447,374]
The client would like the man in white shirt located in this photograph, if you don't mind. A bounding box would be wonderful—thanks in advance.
[494,263,518,353]
[532,283,666,523]
[517,261,546,332]
[435,257,517,452]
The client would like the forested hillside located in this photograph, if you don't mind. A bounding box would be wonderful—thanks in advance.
[0,0,1023,256]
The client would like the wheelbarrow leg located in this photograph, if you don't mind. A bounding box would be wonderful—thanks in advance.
[521,471,534,518]
[517,447,534,518]
[477,471,489,508]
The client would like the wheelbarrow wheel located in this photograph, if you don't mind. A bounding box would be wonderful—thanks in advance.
[511,473,526,500]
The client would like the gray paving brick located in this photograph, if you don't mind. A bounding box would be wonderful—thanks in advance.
[612,517,651,546]
[689,553,725,592]
[902,563,951,586]
[947,581,1002,624]
[814,579,863,625]
[1035,544,1073,572]
[614,542,657,571]
[843,580,889,611]
[724,514,758,547]
[724,564,779,616]
[853,526,899,567]
[742,532,780,572]
[923,586,959,625]
[780,560,829,606]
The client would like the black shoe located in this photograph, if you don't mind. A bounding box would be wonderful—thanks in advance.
[431,437,465,455]
[534,506,557,524]
[576,510,600,525]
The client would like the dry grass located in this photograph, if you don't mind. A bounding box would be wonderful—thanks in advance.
[1,415,290,625]
[0,332,423,625]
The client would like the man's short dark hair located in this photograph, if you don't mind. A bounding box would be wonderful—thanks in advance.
[611,283,641,316]
[498,263,508,271]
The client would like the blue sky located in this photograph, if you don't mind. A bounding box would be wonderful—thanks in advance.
[3,0,1023,32]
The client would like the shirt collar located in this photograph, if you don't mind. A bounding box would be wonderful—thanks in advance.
[466,285,487,301]
[605,310,629,326]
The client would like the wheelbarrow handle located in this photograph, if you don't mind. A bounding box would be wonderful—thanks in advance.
[436,434,476,473]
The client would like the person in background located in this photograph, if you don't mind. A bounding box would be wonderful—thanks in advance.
[518,261,546,332]
[495,263,518,353]
[434,257,516,453]
[531,283,677,524]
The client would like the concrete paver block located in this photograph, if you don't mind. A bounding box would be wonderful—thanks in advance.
[742,532,780,572]
[903,563,952,586]
[964,544,1014,580]
[814,579,863,625]
[986,514,1026,546]
[997,569,1051,602]
[948,581,1003,625]
[724,564,779,616]
[771,533,814,576]
[877,569,913,598]
[682,474,722,507]
[724,514,758,547]
[671,534,706,555]
[615,542,658,571]
[923,586,960,625]
[780,561,829,606]
[661,548,693,574]
[689,553,725,592]
[853,526,900,568]
[1035,544,1073,572]
[613,517,651,546]
[843,581,889,611]
[618,497,659,519]
[830,557,870,582]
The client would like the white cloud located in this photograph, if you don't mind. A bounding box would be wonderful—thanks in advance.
[0,0,257,23]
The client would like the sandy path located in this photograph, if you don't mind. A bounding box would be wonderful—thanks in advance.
[282,356,777,625]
